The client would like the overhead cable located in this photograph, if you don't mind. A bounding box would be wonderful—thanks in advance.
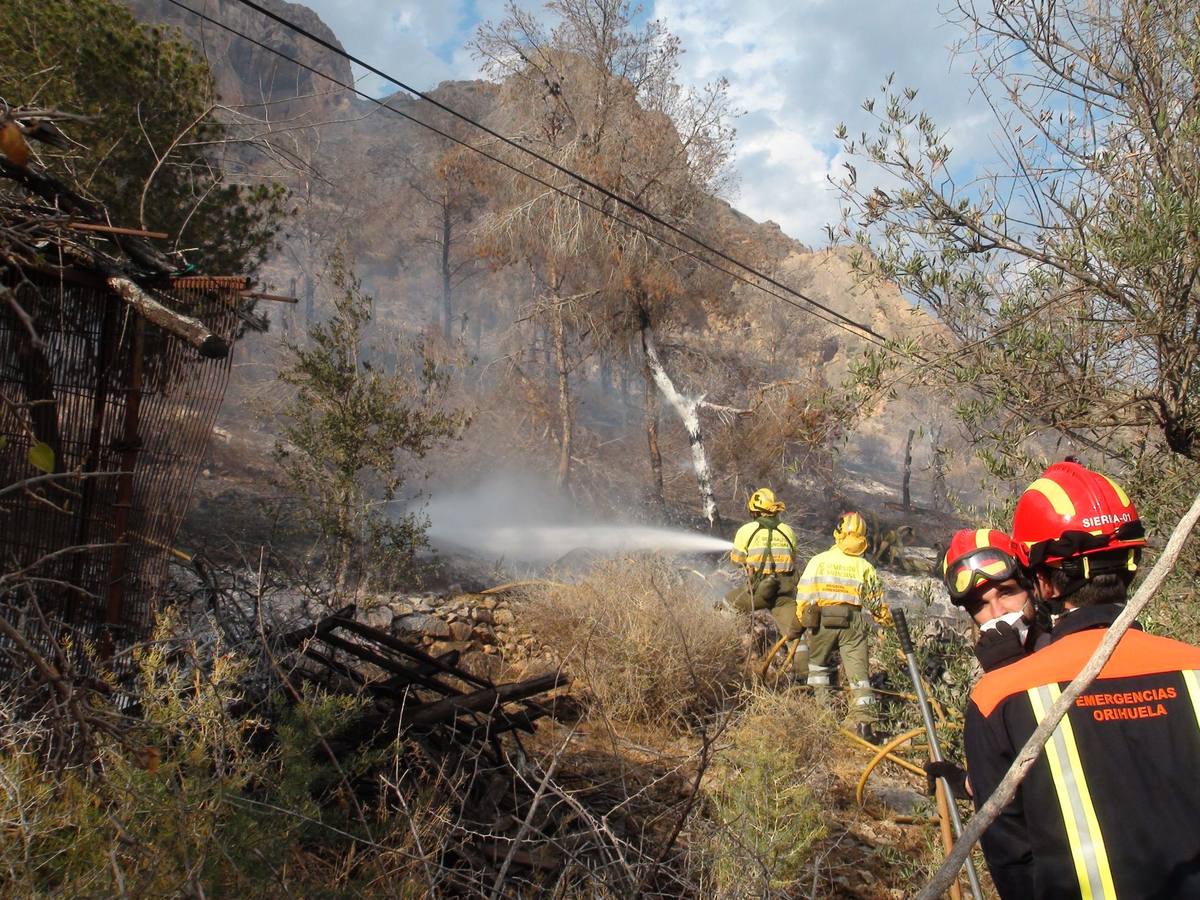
[164,0,1114,460]
[205,0,894,347]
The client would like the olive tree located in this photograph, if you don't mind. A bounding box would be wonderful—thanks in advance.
[835,0,1200,472]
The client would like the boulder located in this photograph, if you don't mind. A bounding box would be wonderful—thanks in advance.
[429,640,473,656]
[393,613,451,640]
[363,605,393,631]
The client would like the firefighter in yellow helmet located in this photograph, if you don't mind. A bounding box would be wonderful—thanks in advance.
[795,511,890,741]
[725,489,801,653]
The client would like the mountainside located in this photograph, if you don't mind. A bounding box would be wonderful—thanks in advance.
[124,0,978,531]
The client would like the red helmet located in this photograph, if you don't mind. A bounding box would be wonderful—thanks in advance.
[1011,460,1146,568]
[942,528,1028,606]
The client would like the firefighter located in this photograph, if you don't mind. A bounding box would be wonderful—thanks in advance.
[924,528,1051,799]
[795,511,890,741]
[963,460,1200,899]
[942,528,1050,672]
[724,488,801,645]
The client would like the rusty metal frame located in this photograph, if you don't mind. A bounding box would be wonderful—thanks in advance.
[0,266,245,675]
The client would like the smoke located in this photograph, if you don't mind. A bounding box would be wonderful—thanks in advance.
[420,472,731,564]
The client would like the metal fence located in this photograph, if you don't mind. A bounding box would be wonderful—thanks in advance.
[0,269,247,675]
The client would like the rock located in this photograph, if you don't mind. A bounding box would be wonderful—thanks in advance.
[389,600,415,616]
[479,597,498,610]
[459,650,502,680]
[429,640,473,656]
[472,624,496,643]
[363,605,393,631]
[493,608,516,626]
[472,608,495,625]
[481,644,498,655]
[393,613,451,640]
[448,621,474,642]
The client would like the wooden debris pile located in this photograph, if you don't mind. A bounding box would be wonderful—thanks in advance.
[276,604,570,762]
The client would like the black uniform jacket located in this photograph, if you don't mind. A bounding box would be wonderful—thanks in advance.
[964,604,1200,899]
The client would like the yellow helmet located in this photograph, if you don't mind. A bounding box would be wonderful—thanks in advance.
[835,511,867,540]
[748,488,785,515]
[834,511,868,556]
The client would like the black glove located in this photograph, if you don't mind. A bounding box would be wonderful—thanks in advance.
[974,620,1028,672]
[924,760,969,798]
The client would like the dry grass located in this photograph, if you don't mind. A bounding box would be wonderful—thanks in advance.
[518,554,744,728]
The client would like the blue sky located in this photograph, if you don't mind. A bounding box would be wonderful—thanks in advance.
[299,0,990,247]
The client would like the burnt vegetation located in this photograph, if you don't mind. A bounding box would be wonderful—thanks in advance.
[2,0,1200,897]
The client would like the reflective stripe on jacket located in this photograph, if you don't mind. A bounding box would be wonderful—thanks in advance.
[964,604,1200,900]
[730,519,798,574]
[795,545,883,612]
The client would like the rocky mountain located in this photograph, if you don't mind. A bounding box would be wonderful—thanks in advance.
[123,0,979,527]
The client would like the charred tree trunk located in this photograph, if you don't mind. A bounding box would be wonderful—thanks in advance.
[902,428,914,512]
[552,303,572,491]
[930,426,949,512]
[641,335,665,507]
[598,353,612,398]
[641,324,721,530]
[619,353,631,426]
[441,198,453,341]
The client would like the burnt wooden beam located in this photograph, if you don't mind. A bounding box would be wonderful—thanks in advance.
[67,222,168,239]
[409,672,569,727]
[316,631,459,697]
[241,290,298,304]
[333,615,493,689]
[274,605,356,649]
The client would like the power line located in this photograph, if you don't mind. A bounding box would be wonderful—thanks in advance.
[162,2,876,345]
[187,0,893,348]
[163,0,1114,461]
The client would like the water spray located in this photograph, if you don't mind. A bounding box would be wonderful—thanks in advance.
[432,523,732,562]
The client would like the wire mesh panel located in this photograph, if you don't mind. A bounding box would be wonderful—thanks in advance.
[0,268,246,676]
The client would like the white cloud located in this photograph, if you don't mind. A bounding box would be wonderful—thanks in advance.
[653,0,988,245]
[297,0,475,94]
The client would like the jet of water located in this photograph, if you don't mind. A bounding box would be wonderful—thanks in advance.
[431,523,731,562]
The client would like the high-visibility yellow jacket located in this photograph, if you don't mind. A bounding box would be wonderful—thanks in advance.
[730,517,798,575]
[796,545,888,622]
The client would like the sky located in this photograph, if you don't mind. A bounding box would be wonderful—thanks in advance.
[297,0,993,247]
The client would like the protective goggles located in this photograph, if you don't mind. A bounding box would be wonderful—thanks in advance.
[1026,520,1145,567]
[945,548,1021,602]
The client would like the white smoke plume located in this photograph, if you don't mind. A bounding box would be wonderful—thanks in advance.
[420,472,731,564]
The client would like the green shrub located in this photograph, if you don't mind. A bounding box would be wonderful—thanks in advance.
[0,614,445,897]
[702,688,830,895]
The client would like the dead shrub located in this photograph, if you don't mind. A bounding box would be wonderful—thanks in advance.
[700,687,832,896]
[519,555,743,727]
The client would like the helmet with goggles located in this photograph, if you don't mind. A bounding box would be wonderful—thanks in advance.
[942,528,1029,607]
